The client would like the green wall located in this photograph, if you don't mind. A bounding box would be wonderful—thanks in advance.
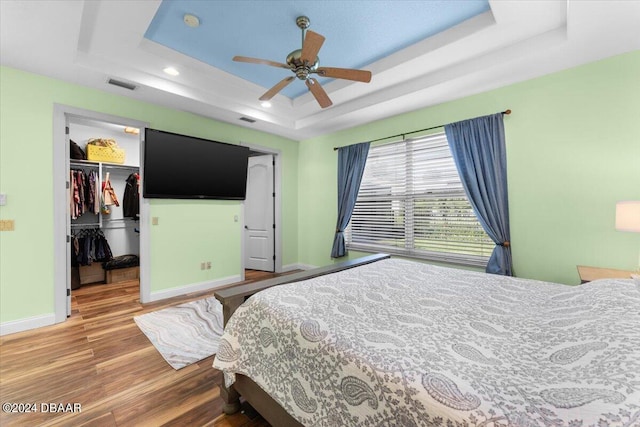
[298,51,640,285]
[0,66,298,323]
[2,51,639,327]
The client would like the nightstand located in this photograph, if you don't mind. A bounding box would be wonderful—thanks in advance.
[577,265,635,284]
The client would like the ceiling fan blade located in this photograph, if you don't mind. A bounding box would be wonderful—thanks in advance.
[233,56,290,69]
[305,78,332,108]
[259,76,295,101]
[300,30,325,64]
[316,67,372,83]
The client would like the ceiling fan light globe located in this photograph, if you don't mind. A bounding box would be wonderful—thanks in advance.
[295,68,309,80]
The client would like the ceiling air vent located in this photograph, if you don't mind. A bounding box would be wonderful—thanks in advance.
[239,117,256,123]
[107,78,136,91]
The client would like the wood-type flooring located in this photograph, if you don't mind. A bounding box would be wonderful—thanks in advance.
[0,271,280,427]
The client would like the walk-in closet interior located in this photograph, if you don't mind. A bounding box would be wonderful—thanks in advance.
[67,116,141,302]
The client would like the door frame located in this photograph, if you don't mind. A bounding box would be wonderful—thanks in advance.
[53,104,150,322]
[239,142,282,280]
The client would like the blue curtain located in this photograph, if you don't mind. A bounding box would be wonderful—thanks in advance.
[331,142,370,258]
[444,113,513,275]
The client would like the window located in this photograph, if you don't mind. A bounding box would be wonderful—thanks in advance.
[346,132,493,266]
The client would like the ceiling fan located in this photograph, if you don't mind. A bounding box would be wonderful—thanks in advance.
[233,16,372,108]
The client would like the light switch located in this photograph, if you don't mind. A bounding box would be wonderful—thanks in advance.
[152,217,159,225]
[234,215,238,222]
[0,220,15,231]
[0,194,6,206]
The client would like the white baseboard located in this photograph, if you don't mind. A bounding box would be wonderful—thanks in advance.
[282,263,318,272]
[148,275,242,302]
[3,269,320,335]
[1,313,56,336]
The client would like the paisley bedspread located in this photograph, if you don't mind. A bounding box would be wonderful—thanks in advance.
[212,258,640,426]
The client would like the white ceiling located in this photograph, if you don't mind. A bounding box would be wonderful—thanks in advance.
[1,1,639,141]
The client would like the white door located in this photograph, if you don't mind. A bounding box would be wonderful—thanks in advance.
[244,155,275,271]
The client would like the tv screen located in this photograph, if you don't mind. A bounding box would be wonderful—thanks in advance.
[143,129,249,200]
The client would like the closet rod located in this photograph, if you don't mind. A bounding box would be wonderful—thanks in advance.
[71,223,100,228]
[333,109,511,150]
[102,225,137,230]
[102,164,139,170]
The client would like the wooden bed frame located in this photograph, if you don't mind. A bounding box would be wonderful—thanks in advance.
[214,253,390,426]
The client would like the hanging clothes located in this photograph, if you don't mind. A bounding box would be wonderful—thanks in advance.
[102,172,120,208]
[122,172,140,219]
[70,169,100,218]
[90,170,100,214]
[85,170,95,214]
[71,228,113,266]
[77,170,86,213]
[70,170,79,219]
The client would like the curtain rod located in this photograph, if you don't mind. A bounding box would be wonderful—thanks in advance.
[333,109,511,151]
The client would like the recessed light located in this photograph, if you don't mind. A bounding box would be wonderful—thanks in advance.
[163,67,179,76]
[184,14,200,28]
[261,101,272,108]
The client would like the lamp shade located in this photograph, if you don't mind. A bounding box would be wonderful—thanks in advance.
[615,201,640,232]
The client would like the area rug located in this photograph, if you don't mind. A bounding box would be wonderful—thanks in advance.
[134,296,224,370]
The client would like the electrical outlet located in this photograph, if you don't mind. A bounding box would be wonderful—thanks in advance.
[200,262,206,270]
[206,261,211,269]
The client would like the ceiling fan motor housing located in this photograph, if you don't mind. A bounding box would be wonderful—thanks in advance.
[286,49,319,80]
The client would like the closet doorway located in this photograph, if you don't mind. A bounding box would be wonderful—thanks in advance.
[53,105,149,323]
[242,144,282,277]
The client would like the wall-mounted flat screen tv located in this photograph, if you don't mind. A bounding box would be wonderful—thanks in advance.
[143,128,249,200]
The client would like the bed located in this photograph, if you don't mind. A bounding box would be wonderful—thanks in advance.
[213,255,640,427]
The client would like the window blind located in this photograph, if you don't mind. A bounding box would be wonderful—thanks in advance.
[346,133,494,266]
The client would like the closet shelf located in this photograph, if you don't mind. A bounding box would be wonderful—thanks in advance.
[70,159,138,170]
[70,160,99,169]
